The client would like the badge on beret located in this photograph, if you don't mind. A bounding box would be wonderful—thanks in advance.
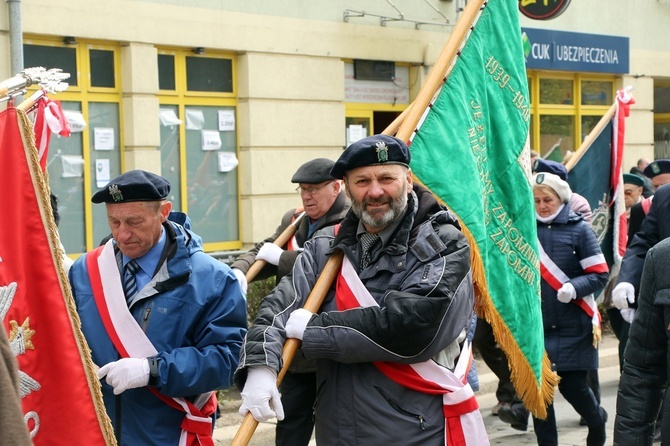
[535,173,545,184]
[651,162,660,175]
[109,184,124,202]
[375,141,388,163]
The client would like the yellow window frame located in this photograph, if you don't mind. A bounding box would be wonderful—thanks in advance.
[527,70,615,157]
[23,35,123,253]
[157,47,241,252]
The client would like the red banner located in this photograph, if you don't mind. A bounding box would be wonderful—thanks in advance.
[0,107,115,445]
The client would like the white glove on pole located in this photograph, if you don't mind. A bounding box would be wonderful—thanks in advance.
[256,243,284,266]
[612,282,635,309]
[239,366,285,422]
[621,308,636,324]
[557,282,577,303]
[232,268,248,295]
[285,308,314,341]
[97,358,150,395]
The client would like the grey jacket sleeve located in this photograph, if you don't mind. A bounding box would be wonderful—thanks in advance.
[617,185,670,293]
[233,233,332,389]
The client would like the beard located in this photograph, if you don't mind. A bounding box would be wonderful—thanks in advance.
[351,182,408,231]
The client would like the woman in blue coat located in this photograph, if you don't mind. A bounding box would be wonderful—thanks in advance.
[532,172,609,446]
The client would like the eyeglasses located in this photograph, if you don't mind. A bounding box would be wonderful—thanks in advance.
[295,181,334,195]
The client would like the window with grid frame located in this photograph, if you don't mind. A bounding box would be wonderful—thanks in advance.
[527,71,615,163]
[23,37,122,256]
[157,49,241,252]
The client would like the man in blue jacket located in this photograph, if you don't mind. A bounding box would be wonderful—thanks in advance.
[69,170,247,445]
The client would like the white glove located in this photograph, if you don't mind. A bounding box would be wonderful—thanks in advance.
[557,282,576,303]
[256,243,283,266]
[232,268,248,294]
[285,308,313,340]
[97,358,150,395]
[239,366,284,422]
[621,308,636,324]
[612,282,635,309]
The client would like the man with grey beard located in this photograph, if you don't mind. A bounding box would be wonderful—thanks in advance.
[234,134,481,445]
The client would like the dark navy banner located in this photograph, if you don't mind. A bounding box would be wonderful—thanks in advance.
[522,28,629,74]
[567,120,615,266]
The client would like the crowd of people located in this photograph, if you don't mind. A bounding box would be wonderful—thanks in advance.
[482,155,670,446]
[5,133,670,445]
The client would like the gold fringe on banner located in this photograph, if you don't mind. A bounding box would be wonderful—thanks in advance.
[413,175,559,419]
[16,108,118,445]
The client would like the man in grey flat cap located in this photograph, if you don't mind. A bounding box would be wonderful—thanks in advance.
[231,157,349,446]
[235,135,483,445]
[69,170,247,445]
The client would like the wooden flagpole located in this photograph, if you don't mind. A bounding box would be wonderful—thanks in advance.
[231,251,344,445]
[231,1,485,444]
[383,102,413,136]
[243,211,307,283]
[383,0,482,138]
[565,87,634,172]
[394,0,484,142]
[16,89,46,112]
[564,103,617,172]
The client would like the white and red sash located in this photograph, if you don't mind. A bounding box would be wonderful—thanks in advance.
[86,240,217,446]
[641,196,653,215]
[286,207,304,252]
[335,255,488,446]
[537,242,607,346]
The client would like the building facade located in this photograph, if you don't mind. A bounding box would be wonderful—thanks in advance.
[1,0,668,256]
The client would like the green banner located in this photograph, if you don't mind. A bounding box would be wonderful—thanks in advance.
[409,0,555,416]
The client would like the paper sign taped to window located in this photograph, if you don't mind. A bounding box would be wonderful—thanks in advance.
[186,109,205,130]
[64,110,87,133]
[95,159,111,187]
[160,108,182,126]
[201,130,222,151]
[347,125,366,145]
[61,155,85,178]
[218,110,235,131]
[94,127,115,151]
[218,152,238,172]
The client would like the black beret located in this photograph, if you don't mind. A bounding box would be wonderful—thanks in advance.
[623,173,645,187]
[532,158,568,181]
[643,159,670,178]
[91,170,171,204]
[291,158,336,184]
[330,134,410,179]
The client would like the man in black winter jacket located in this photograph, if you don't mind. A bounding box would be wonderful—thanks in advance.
[614,237,670,445]
[234,135,482,445]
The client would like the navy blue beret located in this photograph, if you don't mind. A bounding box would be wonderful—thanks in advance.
[643,159,670,178]
[291,158,336,184]
[623,173,645,187]
[532,158,568,181]
[91,170,171,203]
[330,134,410,179]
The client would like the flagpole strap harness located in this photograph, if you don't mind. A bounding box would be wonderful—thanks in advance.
[335,254,489,446]
[286,207,304,252]
[641,196,653,215]
[86,240,216,446]
[537,241,607,347]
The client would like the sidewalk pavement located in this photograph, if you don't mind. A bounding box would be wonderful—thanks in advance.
[215,332,621,445]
